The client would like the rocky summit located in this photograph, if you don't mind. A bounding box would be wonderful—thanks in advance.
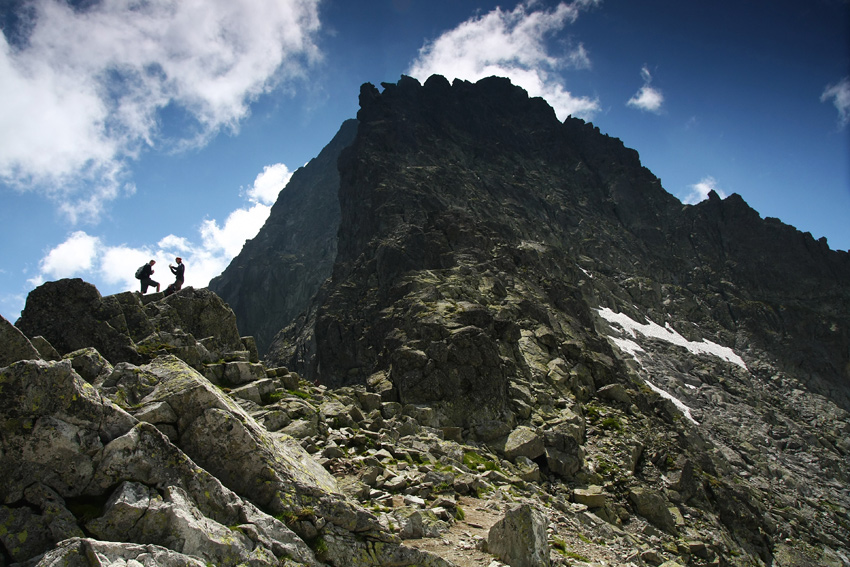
[3,75,850,567]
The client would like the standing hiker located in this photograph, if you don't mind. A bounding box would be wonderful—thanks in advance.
[135,260,160,294]
[164,257,185,297]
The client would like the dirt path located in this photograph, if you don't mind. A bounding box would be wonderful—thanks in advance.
[403,495,506,567]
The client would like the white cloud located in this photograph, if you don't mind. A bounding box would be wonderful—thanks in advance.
[407,0,601,120]
[681,176,726,205]
[38,231,102,279]
[201,203,272,259]
[29,161,288,295]
[246,163,294,205]
[627,65,664,113]
[100,246,157,289]
[0,0,321,222]
[821,77,850,128]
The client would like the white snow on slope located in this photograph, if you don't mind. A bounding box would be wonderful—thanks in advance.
[644,379,700,425]
[596,307,747,370]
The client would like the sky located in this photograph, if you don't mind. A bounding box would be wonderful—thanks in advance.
[1,0,848,323]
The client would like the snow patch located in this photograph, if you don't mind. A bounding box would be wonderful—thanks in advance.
[596,307,747,370]
[644,380,700,425]
[609,336,644,357]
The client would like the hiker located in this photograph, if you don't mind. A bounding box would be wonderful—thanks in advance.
[136,260,160,294]
[163,257,185,297]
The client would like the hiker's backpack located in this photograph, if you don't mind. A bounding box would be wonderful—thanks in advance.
[135,265,145,280]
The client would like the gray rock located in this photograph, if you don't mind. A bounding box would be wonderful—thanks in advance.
[503,425,545,461]
[30,335,61,360]
[474,420,513,442]
[628,487,677,533]
[88,482,272,567]
[28,537,209,567]
[63,346,113,385]
[514,456,541,482]
[0,314,40,366]
[597,383,633,405]
[0,504,54,563]
[15,279,143,363]
[0,359,136,504]
[487,503,550,567]
[573,486,608,508]
[133,400,179,426]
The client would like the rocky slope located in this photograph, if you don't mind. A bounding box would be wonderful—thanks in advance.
[2,282,460,567]
[3,74,849,567]
[3,277,848,567]
[226,75,848,564]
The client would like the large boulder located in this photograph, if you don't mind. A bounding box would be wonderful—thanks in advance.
[15,280,246,369]
[487,503,550,567]
[502,425,545,461]
[0,313,40,366]
[144,287,244,353]
[26,538,208,567]
[628,487,677,533]
[15,279,143,363]
[0,359,136,503]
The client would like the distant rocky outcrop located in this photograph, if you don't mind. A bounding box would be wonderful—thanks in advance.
[209,119,359,356]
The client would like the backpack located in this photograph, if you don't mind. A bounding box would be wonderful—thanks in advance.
[135,265,146,280]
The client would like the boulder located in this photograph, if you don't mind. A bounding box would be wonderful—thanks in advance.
[487,503,550,567]
[573,485,609,508]
[597,383,633,405]
[30,335,61,360]
[26,537,209,567]
[145,287,244,354]
[503,425,545,461]
[87,482,295,567]
[64,346,114,385]
[0,314,40,366]
[0,359,136,504]
[543,424,585,478]
[89,422,321,566]
[628,487,677,533]
[15,279,143,363]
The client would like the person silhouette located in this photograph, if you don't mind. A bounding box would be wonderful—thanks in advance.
[137,260,160,294]
[164,257,185,297]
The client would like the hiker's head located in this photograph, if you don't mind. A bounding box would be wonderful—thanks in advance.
[176,257,182,263]
[150,260,156,265]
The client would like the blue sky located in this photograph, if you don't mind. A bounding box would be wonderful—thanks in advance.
[1,0,848,323]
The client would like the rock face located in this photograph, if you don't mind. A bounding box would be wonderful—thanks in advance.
[209,119,359,356]
[236,76,848,564]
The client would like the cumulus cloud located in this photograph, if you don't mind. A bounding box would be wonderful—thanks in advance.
[407,0,601,120]
[36,231,102,280]
[821,77,850,128]
[30,162,293,294]
[0,0,321,222]
[681,176,726,205]
[627,65,664,113]
[246,163,294,205]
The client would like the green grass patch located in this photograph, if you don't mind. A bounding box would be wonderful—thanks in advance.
[260,390,285,405]
[287,389,312,400]
[463,450,500,472]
